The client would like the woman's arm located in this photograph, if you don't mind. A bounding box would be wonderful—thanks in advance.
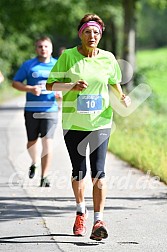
[111,83,131,107]
[46,80,88,92]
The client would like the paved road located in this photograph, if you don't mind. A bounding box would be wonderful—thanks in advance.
[0,96,167,252]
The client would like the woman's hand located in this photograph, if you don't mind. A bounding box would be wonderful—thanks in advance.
[73,80,88,91]
[121,94,131,107]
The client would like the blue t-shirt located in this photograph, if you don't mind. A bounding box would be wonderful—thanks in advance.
[13,57,58,112]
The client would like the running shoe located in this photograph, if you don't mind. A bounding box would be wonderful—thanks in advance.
[40,177,50,187]
[29,164,37,179]
[73,211,88,236]
[90,220,108,241]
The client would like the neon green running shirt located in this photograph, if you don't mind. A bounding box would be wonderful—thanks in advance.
[47,46,122,131]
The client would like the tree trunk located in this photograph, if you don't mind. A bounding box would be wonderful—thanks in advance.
[103,19,117,57]
[122,0,137,91]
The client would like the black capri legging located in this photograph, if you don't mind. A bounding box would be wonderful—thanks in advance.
[63,128,111,181]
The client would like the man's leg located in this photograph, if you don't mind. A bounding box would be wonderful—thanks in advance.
[27,139,39,165]
[27,139,40,179]
[39,112,58,186]
[25,111,40,166]
[41,137,53,178]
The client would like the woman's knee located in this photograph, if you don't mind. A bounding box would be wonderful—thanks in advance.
[92,177,106,189]
[72,170,87,181]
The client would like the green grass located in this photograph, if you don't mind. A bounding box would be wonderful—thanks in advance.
[136,47,167,102]
[108,47,167,184]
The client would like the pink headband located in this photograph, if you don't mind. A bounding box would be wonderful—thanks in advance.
[78,21,103,37]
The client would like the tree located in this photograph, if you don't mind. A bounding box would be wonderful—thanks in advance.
[137,0,167,48]
[121,0,167,89]
[0,0,123,78]
[0,0,166,82]
[122,0,138,90]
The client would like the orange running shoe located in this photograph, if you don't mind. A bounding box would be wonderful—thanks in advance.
[73,212,87,236]
[90,220,108,241]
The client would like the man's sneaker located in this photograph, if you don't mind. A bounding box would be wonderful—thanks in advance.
[90,220,108,241]
[73,211,88,236]
[29,164,37,179]
[40,177,50,187]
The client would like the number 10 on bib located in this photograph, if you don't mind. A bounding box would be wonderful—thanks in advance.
[77,94,102,114]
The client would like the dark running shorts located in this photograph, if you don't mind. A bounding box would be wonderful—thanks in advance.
[24,111,58,141]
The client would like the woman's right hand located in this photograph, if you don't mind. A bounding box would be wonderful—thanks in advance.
[73,80,88,91]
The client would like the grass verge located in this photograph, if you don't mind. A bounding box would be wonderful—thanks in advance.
[108,47,167,184]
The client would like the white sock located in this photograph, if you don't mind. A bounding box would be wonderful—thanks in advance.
[32,161,39,167]
[76,202,86,214]
[94,212,103,224]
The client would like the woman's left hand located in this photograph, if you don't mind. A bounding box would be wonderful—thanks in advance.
[121,94,131,107]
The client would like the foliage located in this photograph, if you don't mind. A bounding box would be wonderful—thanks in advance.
[0,0,122,79]
[148,0,167,9]
[137,0,167,48]
[136,47,167,113]
[0,0,166,80]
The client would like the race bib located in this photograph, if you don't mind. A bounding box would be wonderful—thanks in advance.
[38,80,52,94]
[77,94,102,114]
